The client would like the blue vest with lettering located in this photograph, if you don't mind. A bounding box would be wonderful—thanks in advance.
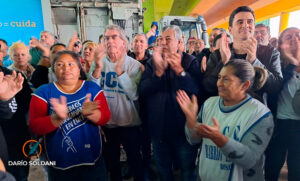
[33,81,103,170]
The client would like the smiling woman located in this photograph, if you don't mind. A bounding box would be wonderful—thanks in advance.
[177,59,273,181]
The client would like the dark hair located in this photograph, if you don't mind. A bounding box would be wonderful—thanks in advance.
[212,33,231,47]
[0,38,8,45]
[278,27,300,48]
[99,34,103,43]
[50,43,66,51]
[224,59,267,92]
[229,6,255,27]
[52,50,87,80]
[278,27,300,68]
[255,23,270,34]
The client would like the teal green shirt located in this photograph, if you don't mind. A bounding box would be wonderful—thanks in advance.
[29,47,42,68]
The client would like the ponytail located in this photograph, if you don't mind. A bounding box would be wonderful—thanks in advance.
[224,59,267,93]
[252,66,268,91]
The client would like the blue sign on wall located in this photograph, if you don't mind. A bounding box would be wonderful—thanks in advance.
[0,0,44,46]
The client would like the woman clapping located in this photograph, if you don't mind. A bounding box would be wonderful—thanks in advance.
[177,59,273,181]
[29,51,111,181]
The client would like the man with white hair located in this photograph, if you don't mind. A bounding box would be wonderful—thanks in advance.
[29,31,56,68]
[139,25,201,181]
[90,24,144,181]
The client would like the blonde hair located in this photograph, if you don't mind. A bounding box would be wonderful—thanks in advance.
[8,42,31,60]
[82,41,97,52]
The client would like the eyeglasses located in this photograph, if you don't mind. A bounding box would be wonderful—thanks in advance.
[254,30,268,36]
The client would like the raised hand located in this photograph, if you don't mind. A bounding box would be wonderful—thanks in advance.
[165,52,184,75]
[146,28,156,38]
[92,43,107,79]
[242,37,257,64]
[29,37,40,49]
[196,117,228,147]
[219,33,231,65]
[0,71,24,101]
[115,48,126,76]
[0,158,5,172]
[50,96,68,121]
[176,90,198,128]
[82,93,99,117]
[197,117,220,138]
[94,43,107,70]
[67,31,79,51]
[30,37,49,56]
[153,46,168,77]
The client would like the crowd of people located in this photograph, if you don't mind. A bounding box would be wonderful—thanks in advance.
[0,5,299,181]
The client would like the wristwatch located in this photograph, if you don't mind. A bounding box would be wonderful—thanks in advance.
[180,71,186,77]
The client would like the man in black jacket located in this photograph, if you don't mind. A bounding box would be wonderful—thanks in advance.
[203,6,283,111]
[139,25,200,181]
[128,33,151,66]
[128,33,154,179]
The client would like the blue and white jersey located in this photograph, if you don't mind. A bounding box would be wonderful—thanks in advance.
[33,81,103,170]
[198,96,270,181]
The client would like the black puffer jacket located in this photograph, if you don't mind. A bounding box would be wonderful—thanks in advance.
[202,43,283,115]
[0,66,32,166]
[0,98,16,167]
[139,52,201,144]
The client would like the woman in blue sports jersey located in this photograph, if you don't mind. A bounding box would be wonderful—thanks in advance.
[177,59,274,181]
[29,50,111,181]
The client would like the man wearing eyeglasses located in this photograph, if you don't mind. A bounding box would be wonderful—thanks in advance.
[186,36,196,55]
[89,25,144,181]
[254,24,271,46]
[254,23,282,114]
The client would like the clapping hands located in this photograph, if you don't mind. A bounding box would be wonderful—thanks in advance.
[0,71,24,101]
[50,96,68,121]
[82,93,99,117]
[153,46,183,76]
